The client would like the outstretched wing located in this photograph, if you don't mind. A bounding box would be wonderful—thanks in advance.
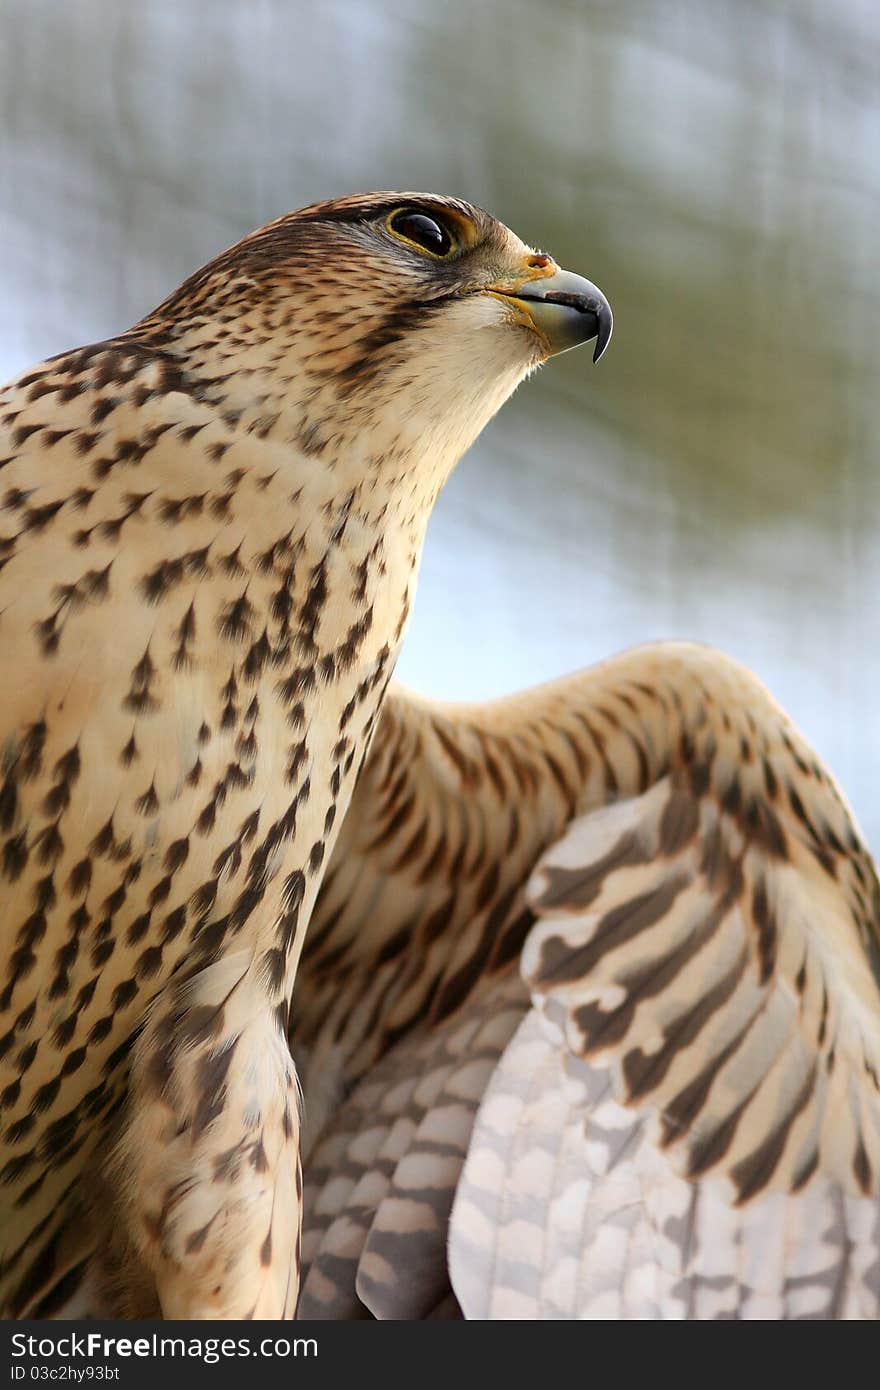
[451,773,880,1318]
[297,642,880,1319]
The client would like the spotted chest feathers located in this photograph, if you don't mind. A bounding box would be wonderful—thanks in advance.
[0,341,422,1313]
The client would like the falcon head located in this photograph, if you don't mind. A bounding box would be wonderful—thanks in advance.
[139,191,612,491]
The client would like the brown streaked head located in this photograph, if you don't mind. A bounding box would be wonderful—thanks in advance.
[133,191,612,478]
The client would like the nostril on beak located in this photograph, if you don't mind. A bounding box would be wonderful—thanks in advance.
[527,254,551,269]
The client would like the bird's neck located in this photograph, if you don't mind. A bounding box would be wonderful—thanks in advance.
[131,295,534,524]
[55,332,447,991]
[94,330,480,992]
[189,442,432,995]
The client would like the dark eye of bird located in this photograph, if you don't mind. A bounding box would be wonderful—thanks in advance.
[389,210,453,257]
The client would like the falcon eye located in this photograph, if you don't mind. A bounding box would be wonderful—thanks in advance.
[387,209,454,258]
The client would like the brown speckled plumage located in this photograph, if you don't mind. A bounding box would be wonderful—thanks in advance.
[8,193,877,1323]
[0,192,574,1317]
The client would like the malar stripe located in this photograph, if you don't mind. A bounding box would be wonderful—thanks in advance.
[334,298,451,394]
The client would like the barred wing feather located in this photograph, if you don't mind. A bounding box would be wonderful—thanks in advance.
[450,772,880,1317]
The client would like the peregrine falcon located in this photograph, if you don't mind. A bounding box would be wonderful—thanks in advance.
[0,193,612,1318]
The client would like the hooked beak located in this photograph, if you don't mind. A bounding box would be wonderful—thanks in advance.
[489,267,613,363]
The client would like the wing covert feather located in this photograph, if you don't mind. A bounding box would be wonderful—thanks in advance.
[525,777,880,1204]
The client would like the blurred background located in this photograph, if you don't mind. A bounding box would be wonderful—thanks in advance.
[1,0,878,839]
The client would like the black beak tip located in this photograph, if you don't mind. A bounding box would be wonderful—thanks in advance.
[592,304,613,363]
